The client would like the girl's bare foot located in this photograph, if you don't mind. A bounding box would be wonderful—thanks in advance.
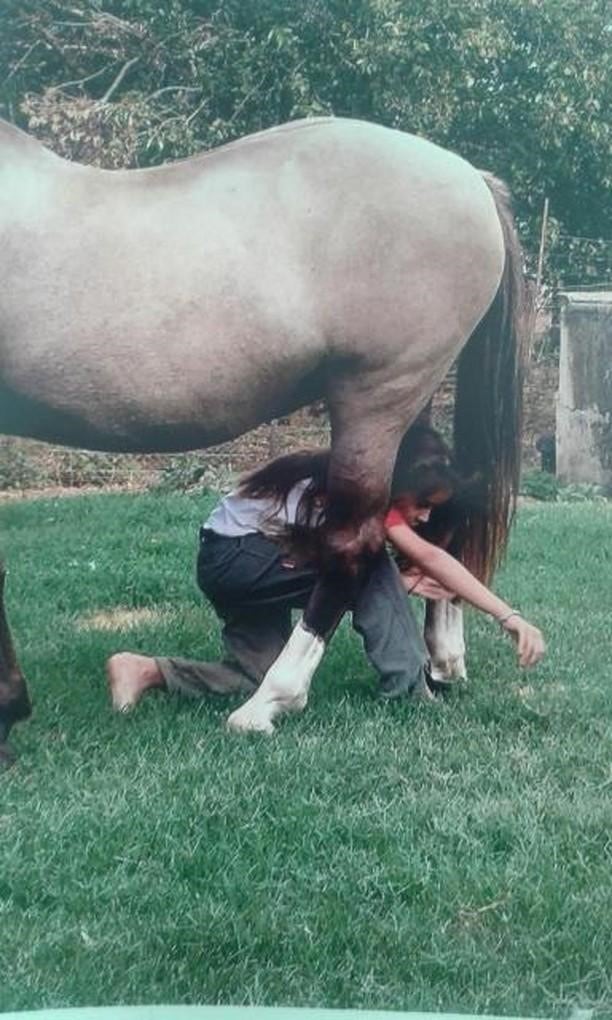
[106,652,165,711]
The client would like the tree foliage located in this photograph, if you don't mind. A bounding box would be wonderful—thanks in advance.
[1,0,611,264]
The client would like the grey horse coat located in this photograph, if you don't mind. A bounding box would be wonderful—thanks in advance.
[1,117,502,456]
[0,115,525,753]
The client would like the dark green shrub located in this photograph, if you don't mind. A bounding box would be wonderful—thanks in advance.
[520,469,561,502]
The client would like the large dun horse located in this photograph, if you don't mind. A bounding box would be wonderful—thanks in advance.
[0,116,526,761]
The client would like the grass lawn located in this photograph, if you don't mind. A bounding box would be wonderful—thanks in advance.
[0,491,611,1018]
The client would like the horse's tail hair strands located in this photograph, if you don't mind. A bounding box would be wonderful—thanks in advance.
[452,172,529,583]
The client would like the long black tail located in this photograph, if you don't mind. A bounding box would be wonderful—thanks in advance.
[452,173,529,581]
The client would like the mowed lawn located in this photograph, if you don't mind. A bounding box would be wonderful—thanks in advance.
[1,491,611,1018]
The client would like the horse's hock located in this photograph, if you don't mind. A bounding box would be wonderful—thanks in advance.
[556,291,612,486]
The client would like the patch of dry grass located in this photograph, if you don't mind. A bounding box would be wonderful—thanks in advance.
[76,606,171,632]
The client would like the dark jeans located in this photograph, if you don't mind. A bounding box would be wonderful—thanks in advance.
[156,529,429,699]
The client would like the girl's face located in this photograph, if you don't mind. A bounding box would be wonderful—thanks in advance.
[392,488,451,527]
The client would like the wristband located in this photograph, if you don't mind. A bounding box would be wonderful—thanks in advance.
[498,609,522,627]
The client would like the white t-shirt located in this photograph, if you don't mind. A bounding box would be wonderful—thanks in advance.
[203,479,315,537]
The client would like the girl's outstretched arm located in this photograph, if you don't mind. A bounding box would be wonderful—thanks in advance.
[386,521,545,668]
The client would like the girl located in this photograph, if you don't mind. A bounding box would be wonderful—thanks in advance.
[107,425,545,713]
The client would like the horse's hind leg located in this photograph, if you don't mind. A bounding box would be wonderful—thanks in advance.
[411,402,468,690]
[424,598,467,690]
[227,388,414,734]
[0,562,31,768]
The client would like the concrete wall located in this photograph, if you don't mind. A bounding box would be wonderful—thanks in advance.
[556,291,612,486]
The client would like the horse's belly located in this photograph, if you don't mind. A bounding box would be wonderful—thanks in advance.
[0,269,325,452]
[0,195,327,450]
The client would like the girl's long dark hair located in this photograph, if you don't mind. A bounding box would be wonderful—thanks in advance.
[390,425,474,552]
[391,425,459,500]
[238,448,331,530]
[238,424,471,561]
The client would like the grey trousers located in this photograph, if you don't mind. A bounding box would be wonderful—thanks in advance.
[156,530,429,700]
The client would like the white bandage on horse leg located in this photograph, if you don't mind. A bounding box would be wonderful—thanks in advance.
[226,620,325,734]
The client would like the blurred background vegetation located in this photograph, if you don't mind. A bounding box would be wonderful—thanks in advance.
[1,0,611,273]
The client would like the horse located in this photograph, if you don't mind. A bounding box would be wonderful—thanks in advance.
[0,115,526,759]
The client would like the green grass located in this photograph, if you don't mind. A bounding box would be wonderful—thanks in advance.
[1,492,611,1018]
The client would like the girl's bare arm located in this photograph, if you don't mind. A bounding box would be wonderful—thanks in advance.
[386,521,545,667]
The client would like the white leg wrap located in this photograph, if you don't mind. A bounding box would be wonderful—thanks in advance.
[226,620,325,734]
[424,600,467,682]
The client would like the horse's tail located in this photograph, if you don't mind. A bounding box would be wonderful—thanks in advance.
[452,172,529,582]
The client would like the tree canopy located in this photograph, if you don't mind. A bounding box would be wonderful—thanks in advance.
[1,0,611,275]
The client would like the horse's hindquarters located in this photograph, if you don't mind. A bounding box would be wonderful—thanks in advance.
[311,124,505,373]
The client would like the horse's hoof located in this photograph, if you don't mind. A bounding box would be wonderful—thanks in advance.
[226,686,310,733]
[285,693,308,713]
[426,674,467,695]
[0,742,17,769]
[226,704,275,735]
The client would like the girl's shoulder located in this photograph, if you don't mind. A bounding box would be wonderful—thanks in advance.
[385,506,407,528]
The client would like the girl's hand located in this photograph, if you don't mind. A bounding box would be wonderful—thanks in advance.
[502,615,546,667]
